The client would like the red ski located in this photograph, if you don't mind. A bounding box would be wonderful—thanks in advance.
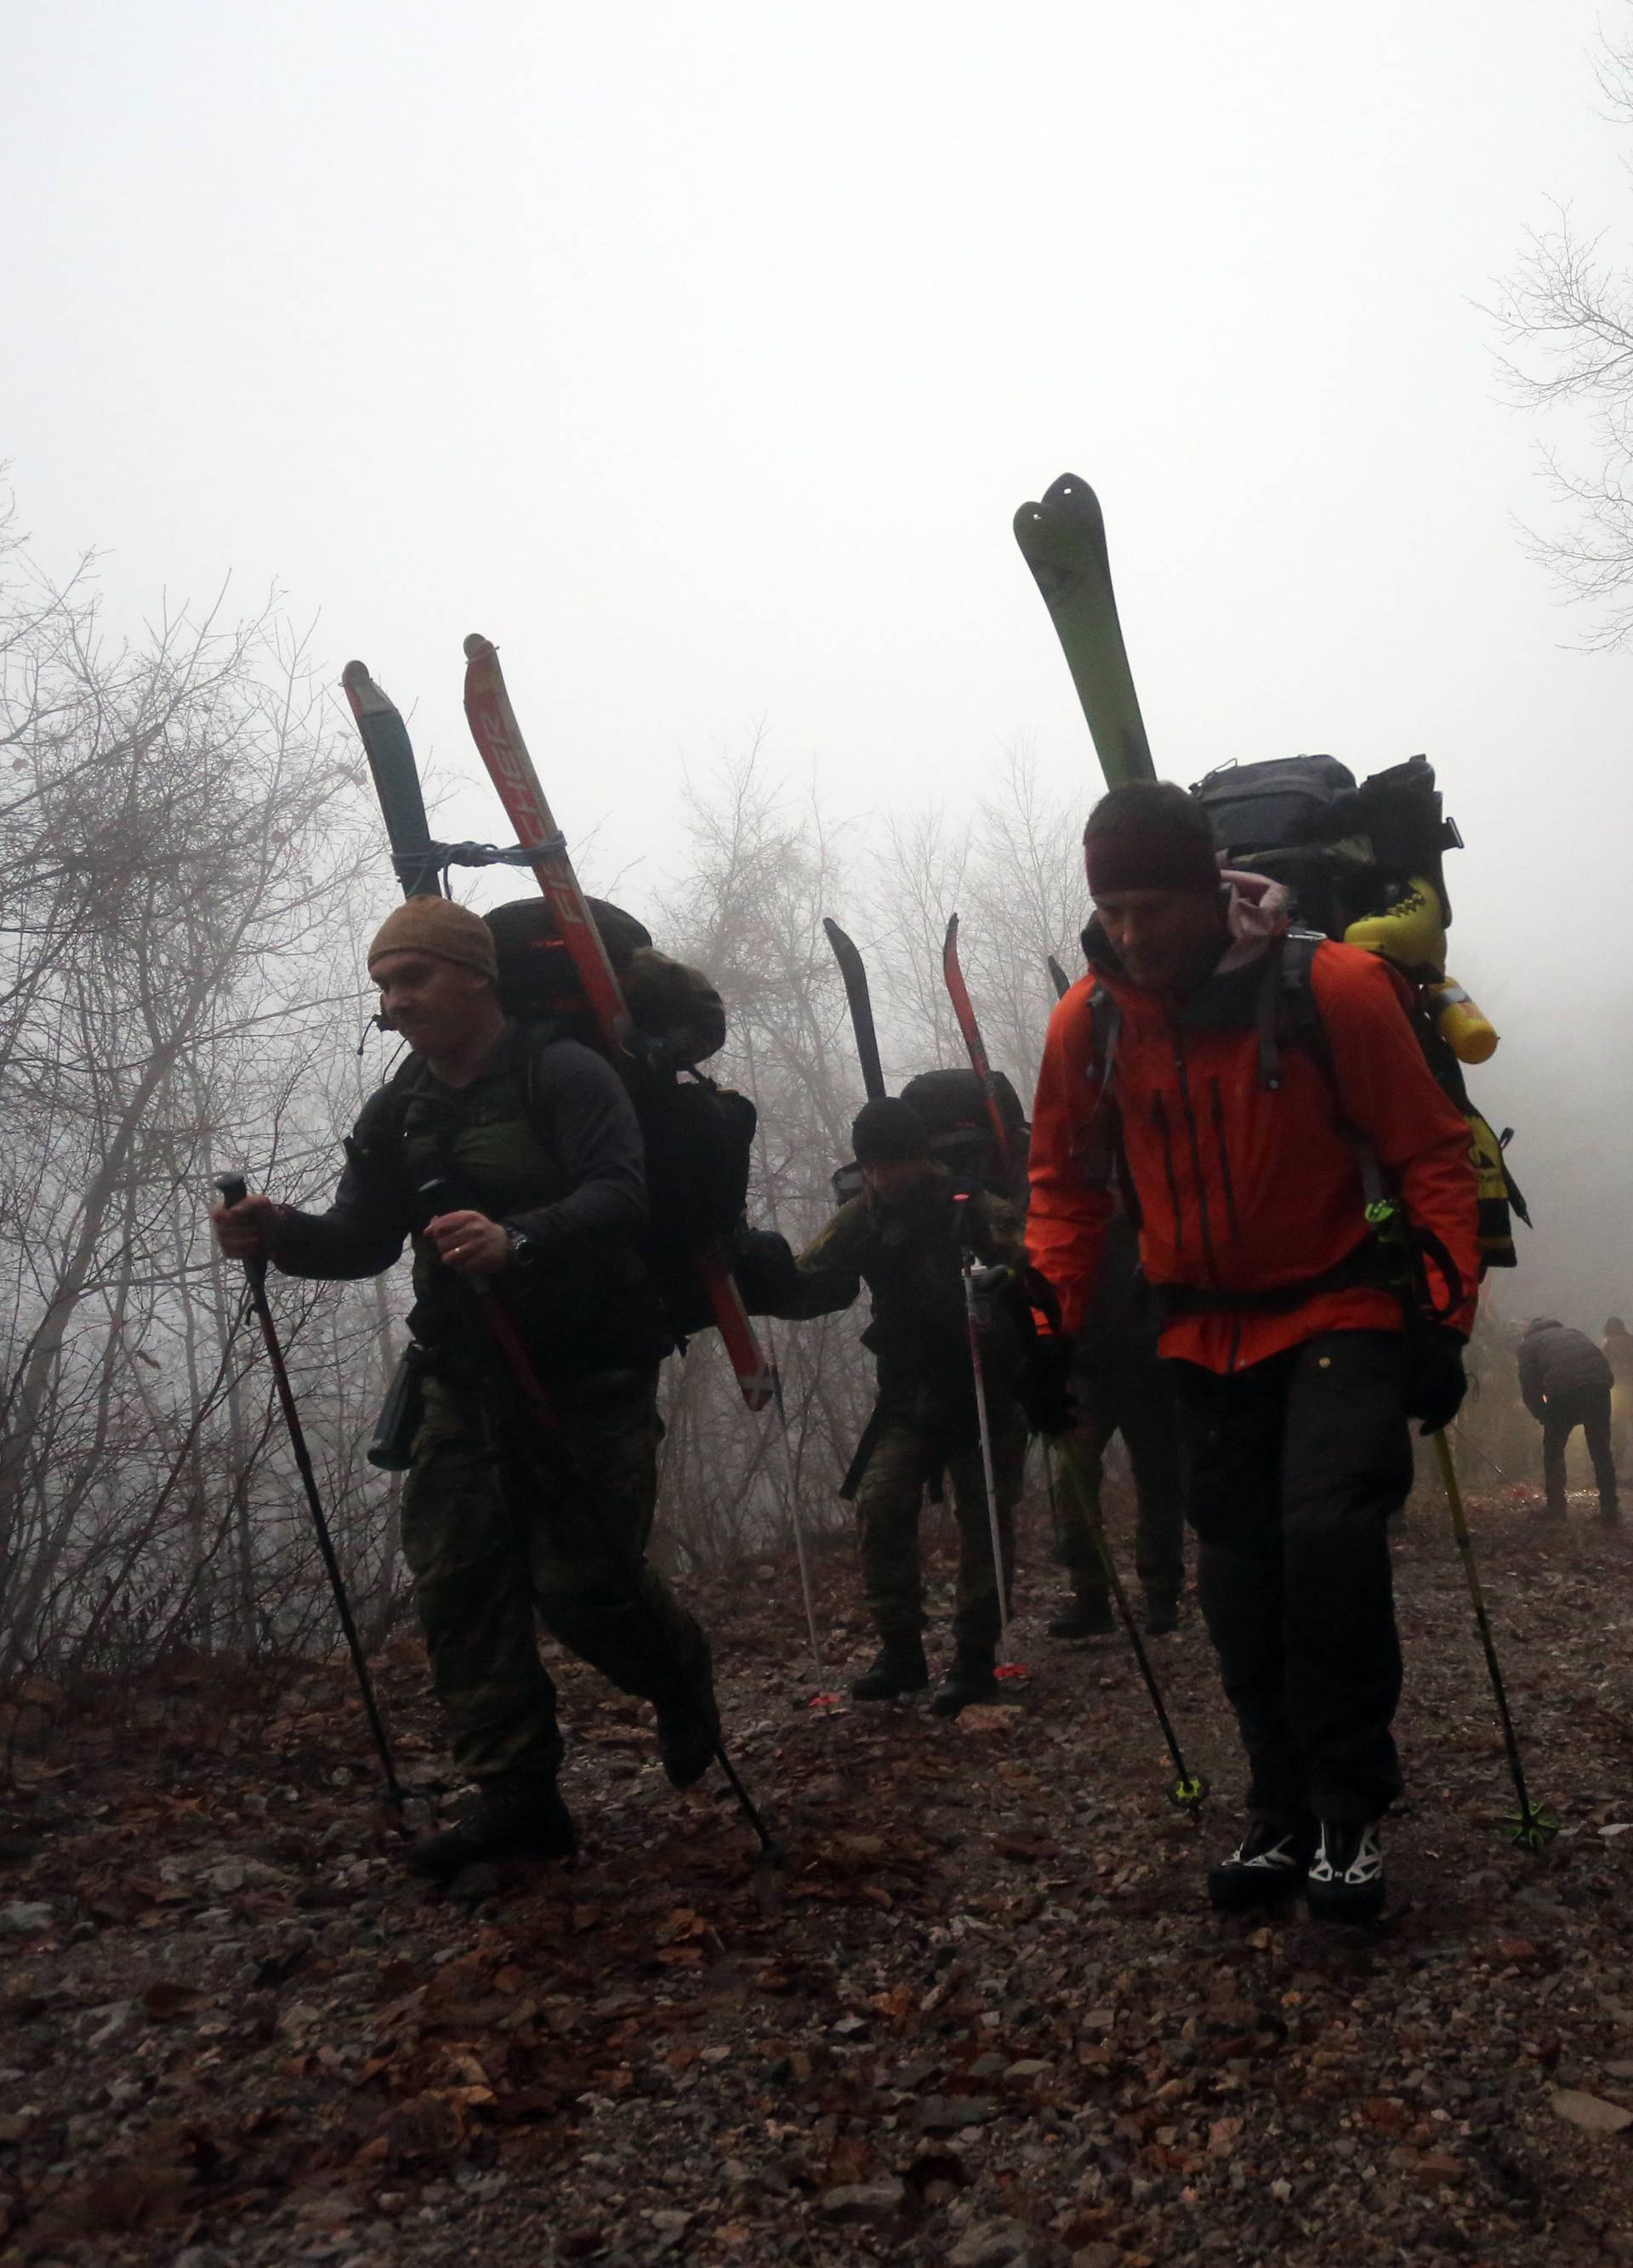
[461,634,776,1413]
[942,914,1020,1178]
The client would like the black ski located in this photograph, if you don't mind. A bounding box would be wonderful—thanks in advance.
[822,917,886,1102]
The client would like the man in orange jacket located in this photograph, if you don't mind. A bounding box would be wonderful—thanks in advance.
[1027,782,1480,1920]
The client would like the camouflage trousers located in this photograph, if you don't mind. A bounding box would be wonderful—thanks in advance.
[1052,1356,1185,1606]
[852,1404,1027,1652]
[400,1366,706,1785]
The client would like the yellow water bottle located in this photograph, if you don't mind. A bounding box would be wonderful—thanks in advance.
[1425,975,1498,1065]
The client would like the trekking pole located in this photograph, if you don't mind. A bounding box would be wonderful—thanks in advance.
[1450,1426,1520,1488]
[1053,1434,1207,1813]
[767,1345,828,1685]
[418,1181,785,1869]
[962,1253,1014,1649]
[1433,1430,1558,1851]
[739,1026,827,1684]
[213,1176,406,1819]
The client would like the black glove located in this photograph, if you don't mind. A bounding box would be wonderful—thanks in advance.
[1400,1322,1467,1436]
[731,1227,799,1316]
[622,1030,674,1087]
[1020,1333,1078,1437]
[964,1264,1017,1296]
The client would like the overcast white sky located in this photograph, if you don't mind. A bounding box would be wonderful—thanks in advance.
[6,0,1631,1317]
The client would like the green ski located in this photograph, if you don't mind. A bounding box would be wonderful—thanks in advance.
[1013,475,1156,788]
[341,660,443,899]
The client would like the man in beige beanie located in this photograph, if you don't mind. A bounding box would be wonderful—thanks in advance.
[212,895,720,1881]
[367,893,500,978]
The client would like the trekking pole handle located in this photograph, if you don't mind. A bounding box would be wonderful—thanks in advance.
[215,1174,270,1290]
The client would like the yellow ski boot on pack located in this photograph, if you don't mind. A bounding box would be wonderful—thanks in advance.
[1343,874,1499,1066]
[1344,873,1448,975]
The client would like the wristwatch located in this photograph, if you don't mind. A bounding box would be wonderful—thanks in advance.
[503,1224,537,1270]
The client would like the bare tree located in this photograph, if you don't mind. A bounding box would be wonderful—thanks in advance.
[871,744,1084,1098]
[1488,16,1633,645]
[653,746,873,1581]
[0,502,388,1674]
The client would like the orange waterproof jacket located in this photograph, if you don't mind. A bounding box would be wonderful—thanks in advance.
[1027,928,1481,1374]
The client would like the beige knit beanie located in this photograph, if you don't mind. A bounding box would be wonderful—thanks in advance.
[367,896,498,981]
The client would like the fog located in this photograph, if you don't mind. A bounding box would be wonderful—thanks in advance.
[5,0,1630,1324]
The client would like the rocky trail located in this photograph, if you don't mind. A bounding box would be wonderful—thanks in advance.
[3,1475,1633,2268]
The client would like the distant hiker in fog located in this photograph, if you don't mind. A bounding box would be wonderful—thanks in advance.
[1518,1318,1620,1526]
[1047,1208,1186,1641]
[1603,1317,1633,1466]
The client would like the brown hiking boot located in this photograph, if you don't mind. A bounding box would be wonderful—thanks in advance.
[929,1646,1000,1719]
[850,1641,930,1702]
[407,1774,577,1884]
[1048,1596,1115,1640]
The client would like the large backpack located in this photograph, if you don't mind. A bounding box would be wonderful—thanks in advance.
[486,894,653,1042]
[485,896,759,1333]
[1190,753,1458,941]
[1186,753,1523,1271]
[518,1043,756,1336]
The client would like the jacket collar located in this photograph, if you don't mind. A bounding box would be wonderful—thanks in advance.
[1081,871,1295,1027]
[864,1161,961,1226]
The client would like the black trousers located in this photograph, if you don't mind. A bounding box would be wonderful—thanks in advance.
[1169,1330,1413,1825]
[1541,1384,1619,1517]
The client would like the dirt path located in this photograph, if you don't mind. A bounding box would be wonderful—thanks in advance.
[3,1482,1632,2267]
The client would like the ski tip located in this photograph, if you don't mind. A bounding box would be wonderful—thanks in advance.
[1013,473,1101,536]
[462,632,493,662]
[943,910,959,948]
[340,659,394,717]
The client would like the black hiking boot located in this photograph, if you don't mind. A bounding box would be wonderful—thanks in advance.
[850,1642,930,1702]
[1306,1820,1385,1923]
[653,1643,722,1789]
[1143,1592,1181,1637]
[407,1774,578,1884]
[1048,1595,1116,1640]
[1207,1816,1317,1913]
[929,1646,1000,1719]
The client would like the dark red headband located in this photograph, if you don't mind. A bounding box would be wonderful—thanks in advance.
[1084,827,1221,897]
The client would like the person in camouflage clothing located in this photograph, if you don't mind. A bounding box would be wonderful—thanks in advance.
[769,1097,1028,1717]
[211,895,720,1881]
[1048,1209,1186,1640]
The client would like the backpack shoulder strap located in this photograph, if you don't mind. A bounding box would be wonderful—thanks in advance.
[355,1050,434,1149]
[1255,929,1329,1093]
[515,1018,578,1166]
[1081,981,1141,1230]
[1088,979,1123,1089]
[1260,932,1395,1211]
